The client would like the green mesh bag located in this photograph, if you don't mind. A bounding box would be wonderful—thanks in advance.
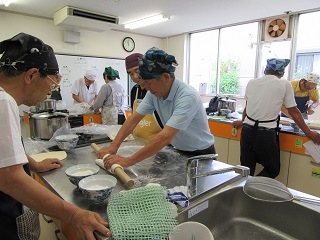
[107,185,178,240]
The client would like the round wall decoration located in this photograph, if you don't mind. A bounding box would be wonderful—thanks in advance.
[122,37,135,52]
[267,19,286,38]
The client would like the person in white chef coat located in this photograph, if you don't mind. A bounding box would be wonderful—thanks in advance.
[97,47,216,168]
[0,33,111,240]
[71,69,98,105]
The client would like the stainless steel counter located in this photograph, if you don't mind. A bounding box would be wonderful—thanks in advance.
[36,138,240,220]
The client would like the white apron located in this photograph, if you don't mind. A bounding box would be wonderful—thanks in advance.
[101,83,124,125]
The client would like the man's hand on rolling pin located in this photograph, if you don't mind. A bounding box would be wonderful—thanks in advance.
[103,154,132,169]
[97,146,117,159]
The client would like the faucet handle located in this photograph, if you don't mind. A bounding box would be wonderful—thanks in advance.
[234,165,250,177]
[187,153,218,161]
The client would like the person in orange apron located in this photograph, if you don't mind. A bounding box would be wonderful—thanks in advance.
[97,48,216,168]
[91,66,126,125]
[281,72,320,120]
[125,53,163,139]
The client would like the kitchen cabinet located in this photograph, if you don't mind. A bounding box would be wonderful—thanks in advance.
[213,136,228,163]
[39,215,62,240]
[288,153,320,197]
[227,139,240,166]
[33,174,74,240]
[227,139,290,185]
[209,118,320,195]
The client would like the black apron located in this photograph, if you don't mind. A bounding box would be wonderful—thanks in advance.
[0,167,31,239]
[281,89,309,120]
[246,115,281,151]
[0,135,31,240]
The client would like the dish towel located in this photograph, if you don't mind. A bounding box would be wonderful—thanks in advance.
[166,186,190,208]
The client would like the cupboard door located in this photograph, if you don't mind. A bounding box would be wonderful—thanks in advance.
[214,136,229,163]
[253,152,289,184]
[228,139,240,166]
[228,140,290,185]
[39,215,59,240]
[288,153,320,198]
[276,151,290,186]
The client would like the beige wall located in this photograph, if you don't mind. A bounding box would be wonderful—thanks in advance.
[0,11,189,115]
[0,12,165,60]
[164,34,188,81]
[0,11,188,81]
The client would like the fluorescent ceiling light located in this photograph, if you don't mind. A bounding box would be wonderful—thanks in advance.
[0,0,12,7]
[124,14,169,29]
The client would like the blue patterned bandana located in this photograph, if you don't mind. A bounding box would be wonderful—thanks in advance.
[266,58,290,75]
[0,33,59,75]
[139,47,178,80]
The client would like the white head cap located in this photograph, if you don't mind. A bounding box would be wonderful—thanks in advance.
[304,72,320,84]
[84,69,97,81]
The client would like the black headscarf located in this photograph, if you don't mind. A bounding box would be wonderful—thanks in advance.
[0,33,59,75]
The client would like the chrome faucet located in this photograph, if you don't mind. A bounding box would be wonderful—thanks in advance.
[186,154,250,196]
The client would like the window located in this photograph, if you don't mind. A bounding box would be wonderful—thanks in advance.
[259,41,292,80]
[219,23,258,96]
[189,30,219,95]
[189,22,258,96]
[294,11,320,79]
[188,10,320,98]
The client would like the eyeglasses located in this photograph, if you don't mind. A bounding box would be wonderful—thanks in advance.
[46,75,60,91]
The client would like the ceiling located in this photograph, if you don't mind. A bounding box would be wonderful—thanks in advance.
[1,0,319,38]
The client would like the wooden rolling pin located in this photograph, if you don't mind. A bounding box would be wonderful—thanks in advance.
[91,143,134,188]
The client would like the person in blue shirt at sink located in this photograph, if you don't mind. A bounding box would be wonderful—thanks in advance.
[97,47,216,168]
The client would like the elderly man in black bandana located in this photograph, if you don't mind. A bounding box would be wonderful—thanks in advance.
[97,47,216,169]
[0,33,111,240]
[233,58,320,178]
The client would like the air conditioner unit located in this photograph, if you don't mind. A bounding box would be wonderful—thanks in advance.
[54,6,119,32]
[263,16,290,42]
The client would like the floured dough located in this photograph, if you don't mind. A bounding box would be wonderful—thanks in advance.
[30,151,67,162]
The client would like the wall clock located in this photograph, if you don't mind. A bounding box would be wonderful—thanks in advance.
[122,37,135,52]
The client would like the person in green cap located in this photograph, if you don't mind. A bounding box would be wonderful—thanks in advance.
[91,66,125,125]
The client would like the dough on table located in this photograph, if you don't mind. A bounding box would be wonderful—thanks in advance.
[30,151,67,162]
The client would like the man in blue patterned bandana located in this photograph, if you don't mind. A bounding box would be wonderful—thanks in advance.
[233,58,320,178]
[97,47,216,168]
[0,33,111,240]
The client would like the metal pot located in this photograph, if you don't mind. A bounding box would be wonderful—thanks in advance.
[217,97,236,113]
[36,99,56,113]
[29,112,67,140]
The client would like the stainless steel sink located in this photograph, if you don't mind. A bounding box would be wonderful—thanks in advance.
[177,186,320,240]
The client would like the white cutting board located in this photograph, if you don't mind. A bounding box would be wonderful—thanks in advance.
[30,151,67,162]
